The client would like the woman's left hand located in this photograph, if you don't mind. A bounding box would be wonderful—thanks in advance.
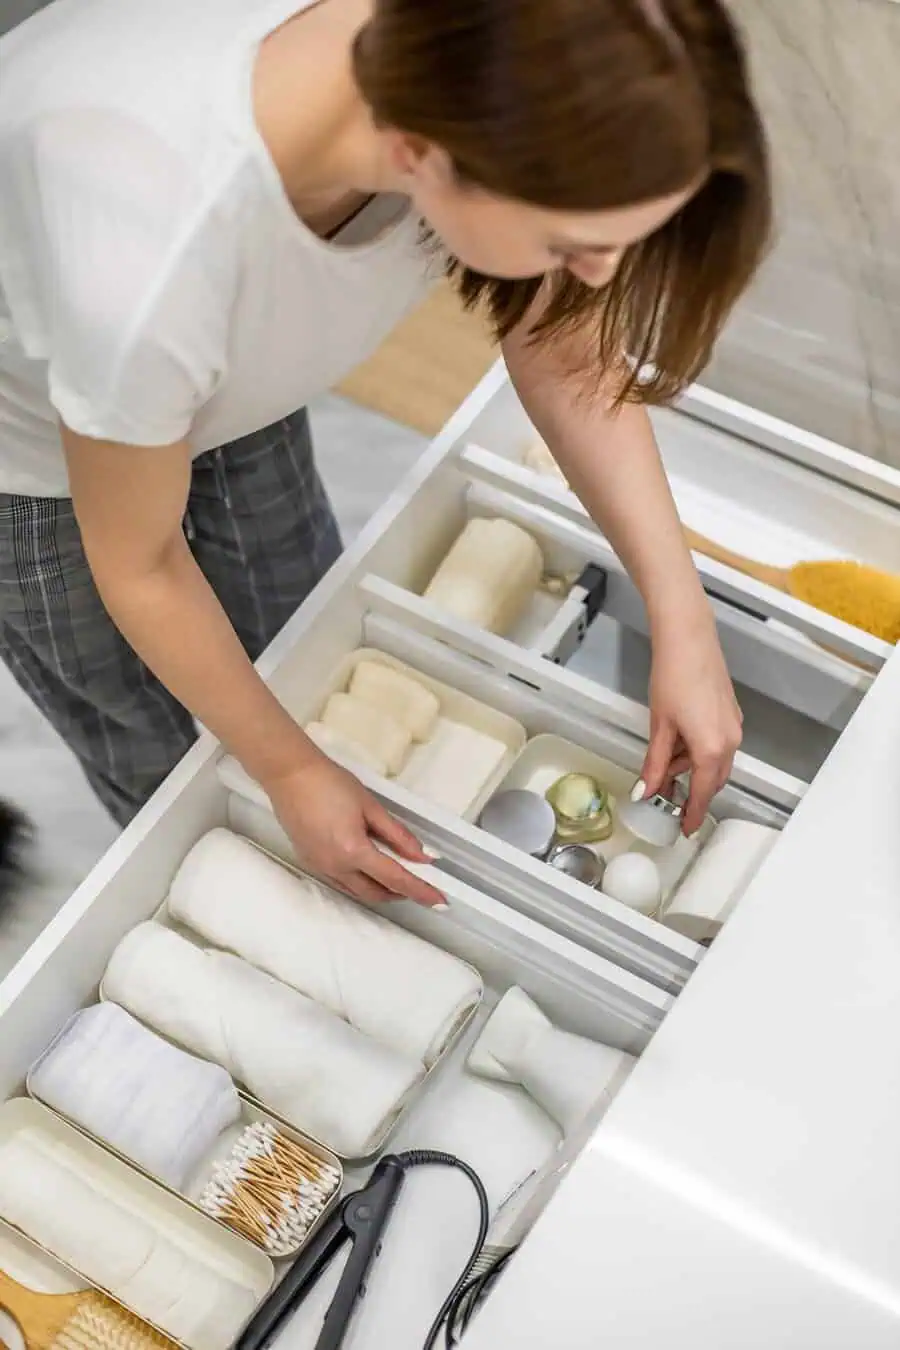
[640,612,743,835]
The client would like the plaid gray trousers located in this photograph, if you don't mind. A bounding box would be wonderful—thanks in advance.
[0,410,342,825]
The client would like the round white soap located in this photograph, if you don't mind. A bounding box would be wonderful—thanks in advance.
[602,853,662,915]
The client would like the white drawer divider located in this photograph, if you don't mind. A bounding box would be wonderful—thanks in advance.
[358,573,807,814]
[458,444,892,670]
[217,754,699,994]
[678,383,900,508]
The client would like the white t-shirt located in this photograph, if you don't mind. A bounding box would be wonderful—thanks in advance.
[0,0,435,497]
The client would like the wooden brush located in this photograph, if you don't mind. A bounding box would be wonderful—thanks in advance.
[0,1269,179,1350]
[683,526,900,646]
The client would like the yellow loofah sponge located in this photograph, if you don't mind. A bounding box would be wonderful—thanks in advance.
[787,560,900,645]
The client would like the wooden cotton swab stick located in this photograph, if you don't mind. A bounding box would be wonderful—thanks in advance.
[198,1122,340,1256]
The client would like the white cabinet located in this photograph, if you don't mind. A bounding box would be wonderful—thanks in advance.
[2,364,899,1348]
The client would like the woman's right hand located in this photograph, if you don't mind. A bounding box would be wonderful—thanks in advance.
[263,753,447,908]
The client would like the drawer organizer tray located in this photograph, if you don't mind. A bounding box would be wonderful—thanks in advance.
[27,1014,344,1258]
[0,1097,274,1350]
[0,802,671,1350]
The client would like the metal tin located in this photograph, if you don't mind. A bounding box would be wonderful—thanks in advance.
[547,844,606,888]
[545,773,614,845]
[619,783,685,848]
[478,789,557,858]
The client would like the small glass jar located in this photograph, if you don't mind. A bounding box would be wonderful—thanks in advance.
[545,773,614,845]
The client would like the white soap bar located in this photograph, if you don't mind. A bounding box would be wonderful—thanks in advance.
[348,660,440,742]
[424,518,543,636]
[320,692,411,776]
[401,721,508,815]
[305,720,389,777]
[522,438,568,485]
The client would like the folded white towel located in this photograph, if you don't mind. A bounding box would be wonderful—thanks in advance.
[0,1129,257,1350]
[167,830,482,1068]
[467,988,636,1133]
[103,923,424,1157]
[29,1003,242,1191]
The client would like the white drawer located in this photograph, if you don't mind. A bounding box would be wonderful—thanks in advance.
[459,363,899,731]
[2,366,899,1349]
[0,761,668,1350]
[208,363,889,992]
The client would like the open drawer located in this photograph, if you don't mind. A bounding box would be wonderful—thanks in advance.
[3,363,900,1349]
[0,758,669,1350]
[460,363,899,705]
[210,362,897,993]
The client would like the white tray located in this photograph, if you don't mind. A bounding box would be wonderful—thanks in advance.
[493,734,718,911]
[0,1099,273,1349]
[26,1015,343,1260]
[303,647,526,820]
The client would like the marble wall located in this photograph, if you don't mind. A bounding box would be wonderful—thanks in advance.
[704,0,900,464]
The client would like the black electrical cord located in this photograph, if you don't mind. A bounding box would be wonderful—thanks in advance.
[390,1150,492,1350]
[442,1247,519,1348]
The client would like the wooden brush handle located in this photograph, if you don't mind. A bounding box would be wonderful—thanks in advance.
[0,1266,35,1324]
[0,1266,81,1348]
[682,525,789,592]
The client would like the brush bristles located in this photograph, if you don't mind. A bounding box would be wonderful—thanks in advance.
[789,560,900,644]
[54,1298,176,1350]
[198,1121,340,1255]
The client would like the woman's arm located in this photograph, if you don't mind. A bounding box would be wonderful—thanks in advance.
[502,328,742,833]
[62,426,443,906]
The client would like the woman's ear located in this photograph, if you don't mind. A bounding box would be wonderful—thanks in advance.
[383,131,453,186]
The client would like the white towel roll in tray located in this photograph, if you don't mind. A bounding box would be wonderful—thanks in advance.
[167,829,483,1068]
[0,1129,256,1350]
[103,923,423,1158]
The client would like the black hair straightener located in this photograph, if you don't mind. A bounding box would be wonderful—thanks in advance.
[235,1149,492,1350]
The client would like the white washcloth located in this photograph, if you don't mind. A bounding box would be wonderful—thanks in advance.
[167,830,482,1068]
[103,923,424,1157]
[0,1130,257,1350]
[29,1003,242,1190]
[467,988,636,1133]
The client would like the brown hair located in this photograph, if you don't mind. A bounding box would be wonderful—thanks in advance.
[354,0,771,404]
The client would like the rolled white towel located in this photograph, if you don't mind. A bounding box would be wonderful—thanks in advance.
[167,830,482,1068]
[0,1130,257,1350]
[29,1003,242,1190]
[467,987,635,1133]
[103,922,424,1157]
[423,518,543,636]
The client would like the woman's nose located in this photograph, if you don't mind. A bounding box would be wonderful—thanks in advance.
[567,251,623,288]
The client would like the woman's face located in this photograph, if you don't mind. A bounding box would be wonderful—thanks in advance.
[395,141,699,286]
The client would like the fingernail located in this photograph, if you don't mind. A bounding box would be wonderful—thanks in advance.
[422,848,442,861]
[630,778,648,803]
[432,901,451,913]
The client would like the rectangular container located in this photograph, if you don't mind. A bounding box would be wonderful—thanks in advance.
[302,646,526,820]
[26,1015,344,1260]
[0,1099,274,1350]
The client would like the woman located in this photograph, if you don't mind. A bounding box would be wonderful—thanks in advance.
[0,0,769,908]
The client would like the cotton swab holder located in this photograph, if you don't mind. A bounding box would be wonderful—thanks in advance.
[194,1122,341,1259]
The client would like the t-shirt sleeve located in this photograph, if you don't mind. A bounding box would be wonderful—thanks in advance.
[8,109,237,446]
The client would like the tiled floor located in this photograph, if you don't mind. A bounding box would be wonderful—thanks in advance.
[0,395,426,976]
